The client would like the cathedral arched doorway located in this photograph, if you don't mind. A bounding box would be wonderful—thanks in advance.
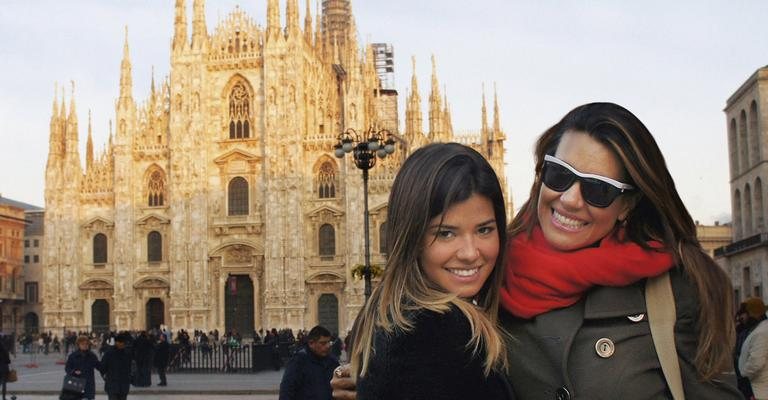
[317,294,339,335]
[24,312,39,334]
[92,299,110,333]
[146,298,164,330]
[225,275,254,336]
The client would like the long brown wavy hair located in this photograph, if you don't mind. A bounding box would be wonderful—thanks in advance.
[350,143,508,379]
[508,102,734,380]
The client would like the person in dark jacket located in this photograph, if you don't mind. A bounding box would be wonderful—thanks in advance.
[279,325,339,400]
[0,339,10,400]
[131,331,153,387]
[153,334,169,386]
[64,336,101,400]
[101,333,133,400]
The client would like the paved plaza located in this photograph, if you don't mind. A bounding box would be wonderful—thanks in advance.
[7,350,284,399]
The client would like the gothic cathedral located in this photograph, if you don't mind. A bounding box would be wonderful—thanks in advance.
[43,0,508,336]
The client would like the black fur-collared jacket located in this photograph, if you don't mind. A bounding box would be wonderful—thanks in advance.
[357,305,513,400]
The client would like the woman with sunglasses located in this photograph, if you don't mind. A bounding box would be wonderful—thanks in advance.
[501,102,739,399]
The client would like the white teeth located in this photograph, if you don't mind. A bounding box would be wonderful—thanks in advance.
[448,268,479,277]
[553,210,587,229]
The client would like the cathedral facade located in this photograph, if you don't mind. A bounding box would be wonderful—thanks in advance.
[43,0,508,336]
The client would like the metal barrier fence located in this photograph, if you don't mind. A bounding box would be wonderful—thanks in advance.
[166,342,297,373]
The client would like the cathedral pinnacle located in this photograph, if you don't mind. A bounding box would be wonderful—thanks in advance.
[481,83,489,143]
[405,56,423,139]
[267,0,281,40]
[173,0,188,52]
[192,0,207,49]
[493,82,501,138]
[52,82,58,118]
[428,55,444,141]
[68,80,77,123]
[304,0,313,45]
[119,26,134,103]
[86,110,94,170]
[287,0,300,38]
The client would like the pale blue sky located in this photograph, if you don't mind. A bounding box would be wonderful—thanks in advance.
[1,1,767,224]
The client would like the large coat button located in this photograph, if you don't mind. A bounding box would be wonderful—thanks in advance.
[627,313,645,322]
[555,386,571,400]
[595,338,615,358]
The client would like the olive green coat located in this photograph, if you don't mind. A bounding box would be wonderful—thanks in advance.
[501,267,741,400]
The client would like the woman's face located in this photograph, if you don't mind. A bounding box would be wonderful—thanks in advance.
[537,131,633,251]
[420,193,499,298]
[78,341,89,351]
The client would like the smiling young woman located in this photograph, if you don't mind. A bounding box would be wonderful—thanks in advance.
[349,142,513,400]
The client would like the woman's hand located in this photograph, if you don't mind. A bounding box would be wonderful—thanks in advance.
[331,364,357,400]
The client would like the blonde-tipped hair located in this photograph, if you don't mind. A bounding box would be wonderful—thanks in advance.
[350,143,508,379]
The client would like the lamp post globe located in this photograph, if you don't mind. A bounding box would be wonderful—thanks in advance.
[334,127,396,300]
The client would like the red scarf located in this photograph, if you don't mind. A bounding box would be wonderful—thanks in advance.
[500,226,674,319]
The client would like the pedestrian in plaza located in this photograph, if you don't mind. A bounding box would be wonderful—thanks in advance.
[154,333,169,387]
[64,336,101,400]
[740,297,768,399]
[0,338,11,400]
[101,332,133,400]
[131,331,153,387]
[735,300,762,398]
[279,325,339,400]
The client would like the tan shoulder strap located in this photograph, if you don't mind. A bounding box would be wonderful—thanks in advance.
[646,272,685,400]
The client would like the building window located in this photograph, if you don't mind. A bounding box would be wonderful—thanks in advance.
[379,222,388,255]
[147,231,162,262]
[317,161,337,199]
[33,255,39,263]
[24,240,29,248]
[25,282,38,303]
[24,256,29,264]
[229,82,252,139]
[319,224,335,257]
[93,233,108,264]
[228,177,249,216]
[743,266,752,298]
[33,239,39,247]
[148,170,166,207]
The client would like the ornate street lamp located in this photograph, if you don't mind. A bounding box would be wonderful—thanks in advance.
[335,127,397,300]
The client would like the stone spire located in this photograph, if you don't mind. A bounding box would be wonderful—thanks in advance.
[86,110,94,170]
[47,83,64,171]
[428,54,443,141]
[481,83,489,144]
[67,80,77,125]
[65,81,82,176]
[493,82,504,139]
[267,0,281,40]
[173,0,188,52]
[315,0,322,52]
[59,87,66,121]
[118,26,134,107]
[51,82,58,122]
[150,66,157,111]
[304,0,313,45]
[443,88,453,137]
[405,56,423,139]
[286,0,300,38]
[191,0,207,49]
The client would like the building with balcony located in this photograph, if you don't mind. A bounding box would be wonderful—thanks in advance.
[718,65,768,303]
